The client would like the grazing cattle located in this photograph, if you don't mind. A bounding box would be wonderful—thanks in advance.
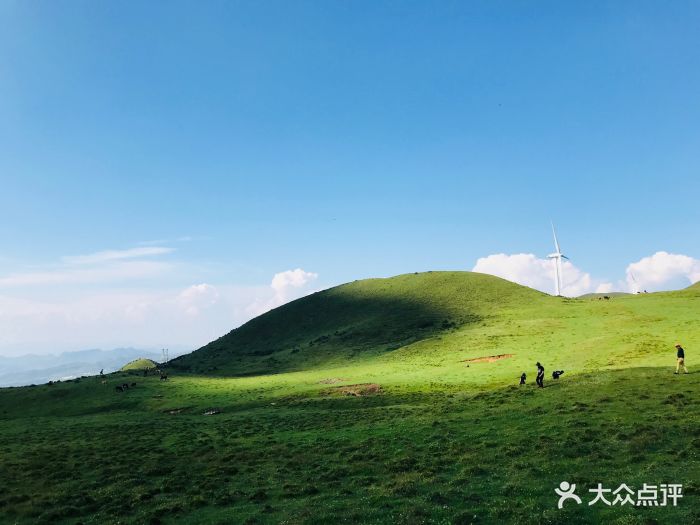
[122,383,129,390]
[160,374,168,381]
[116,385,124,392]
[101,380,107,385]
[603,296,610,300]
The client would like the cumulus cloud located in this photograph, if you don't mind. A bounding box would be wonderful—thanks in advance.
[626,251,700,292]
[472,253,605,296]
[595,282,615,294]
[247,268,319,317]
[0,267,323,356]
[177,283,220,316]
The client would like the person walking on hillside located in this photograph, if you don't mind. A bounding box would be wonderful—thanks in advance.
[674,344,689,374]
[536,362,545,388]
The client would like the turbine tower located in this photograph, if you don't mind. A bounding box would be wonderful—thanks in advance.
[548,223,568,296]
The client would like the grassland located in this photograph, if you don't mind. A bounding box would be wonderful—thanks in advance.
[0,272,698,524]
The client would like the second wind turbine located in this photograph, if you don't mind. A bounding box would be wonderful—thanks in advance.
[548,223,568,296]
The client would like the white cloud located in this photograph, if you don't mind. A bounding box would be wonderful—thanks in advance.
[626,251,700,292]
[0,267,323,356]
[271,268,318,298]
[595,282,615,294]
[0,261,171,288]
[177,283,220,316]
[247,268,319,317]
[472,253,601,296]
[62,247,174,265]
[0,246,174,288]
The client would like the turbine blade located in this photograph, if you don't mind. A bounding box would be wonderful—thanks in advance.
[551,222,561,254]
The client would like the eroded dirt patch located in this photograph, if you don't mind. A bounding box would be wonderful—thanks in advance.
[318,378,349,384]
[462,353,514,364]
[326,383,382,396]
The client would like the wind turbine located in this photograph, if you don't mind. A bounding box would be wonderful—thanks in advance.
[548,223,568,296]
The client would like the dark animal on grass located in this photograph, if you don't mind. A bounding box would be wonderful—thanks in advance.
[603,296,610,300]
[160,374,168,381]
[552,370,564,379]
[122,383,129,390]
[116,385,124,392]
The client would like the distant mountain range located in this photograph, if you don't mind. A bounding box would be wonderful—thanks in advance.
[0,347,188,387]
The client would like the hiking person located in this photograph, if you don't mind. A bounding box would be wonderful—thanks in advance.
[674,344,689,374]
[536,362,545,388]
[519,372,526,385]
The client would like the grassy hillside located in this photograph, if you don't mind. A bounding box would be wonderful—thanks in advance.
[1,272,698,524]
[170,272,548,375]
[577,292,631,299]
[120,358,158,371]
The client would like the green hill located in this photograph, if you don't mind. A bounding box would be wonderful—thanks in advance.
[1,271,698,524]
[577,291,631,299]
[120,357,157,371]
[171,271,548,375]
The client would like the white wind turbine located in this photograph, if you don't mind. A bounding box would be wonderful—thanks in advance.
[548,223,568,296]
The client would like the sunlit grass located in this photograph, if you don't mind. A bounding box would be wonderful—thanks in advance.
[0,273,698,523]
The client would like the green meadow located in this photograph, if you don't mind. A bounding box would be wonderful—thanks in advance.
[1,272,698,524]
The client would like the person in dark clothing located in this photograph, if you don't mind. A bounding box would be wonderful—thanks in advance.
[536,362,545,388]
[552,370,564,380]
[675,344,688,374]
[519,372,526,385]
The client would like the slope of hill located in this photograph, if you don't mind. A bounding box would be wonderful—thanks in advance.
[1,271,698,524]
[577,291,631,299]
[120,358,158,371]
[0,348,162,387]
[171,271,548,375]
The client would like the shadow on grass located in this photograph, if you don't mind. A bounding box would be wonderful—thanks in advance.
[171,291,481,376]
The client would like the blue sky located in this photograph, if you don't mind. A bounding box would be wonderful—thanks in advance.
[1,1,699,355]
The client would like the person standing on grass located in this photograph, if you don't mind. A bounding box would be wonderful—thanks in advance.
[675,344,689,374]
[536,362,545,388]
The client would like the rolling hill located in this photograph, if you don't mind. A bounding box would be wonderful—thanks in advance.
[0,271,698,524]
[170,272,548,375]
[120,358,158,371]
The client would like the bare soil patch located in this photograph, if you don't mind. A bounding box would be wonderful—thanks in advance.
[462,353,514,364]
[327,383,382,396]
